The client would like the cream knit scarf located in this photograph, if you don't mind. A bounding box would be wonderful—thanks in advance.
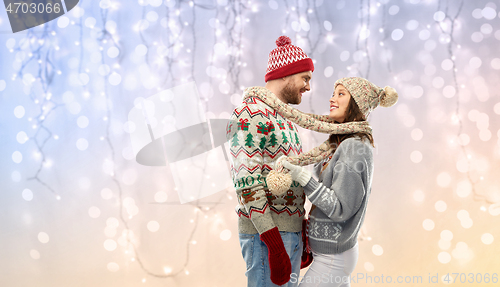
[243,86,372,195]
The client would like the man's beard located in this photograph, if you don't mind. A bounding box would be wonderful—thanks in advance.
[280,81,301,105]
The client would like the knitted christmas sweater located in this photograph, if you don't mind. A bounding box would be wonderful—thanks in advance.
[227,86,306,235]
[304,137,374,254]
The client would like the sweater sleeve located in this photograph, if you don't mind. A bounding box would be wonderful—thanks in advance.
[312,161,323,179]
[302,140,372,222]
[228,105,276,234]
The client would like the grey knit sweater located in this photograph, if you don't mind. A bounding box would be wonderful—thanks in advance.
[303,137,374,254]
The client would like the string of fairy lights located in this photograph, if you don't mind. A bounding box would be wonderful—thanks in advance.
[437,0,499,210]
[435,0,477,201]
[379,1,394,74]
[304,0,327,114]
[98,0,202,278]
[12,25,62,199]
[355,0,372,79]
[4,0,499,284]
[353,0,373,243]
[143,0,205,278]
[96,0,143,277]
[109,0,252,279]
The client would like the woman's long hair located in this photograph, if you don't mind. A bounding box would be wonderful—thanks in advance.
[328,96,375,151]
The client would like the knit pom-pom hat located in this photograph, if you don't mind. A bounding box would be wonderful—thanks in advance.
[265,36,315,82]
[334,77,398,120]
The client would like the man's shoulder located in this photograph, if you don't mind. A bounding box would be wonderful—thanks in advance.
[231,87,279,119]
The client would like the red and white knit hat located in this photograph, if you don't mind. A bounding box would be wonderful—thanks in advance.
[265,36,314,82]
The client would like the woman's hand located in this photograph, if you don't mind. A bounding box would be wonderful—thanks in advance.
[281,159,312,186]
[275,155,289,171]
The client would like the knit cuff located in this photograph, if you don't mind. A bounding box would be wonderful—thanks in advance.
[260,227,285,254]
[265,58,314,82]
[297,169,312,186]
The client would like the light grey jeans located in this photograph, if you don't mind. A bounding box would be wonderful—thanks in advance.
[298,243,359,287]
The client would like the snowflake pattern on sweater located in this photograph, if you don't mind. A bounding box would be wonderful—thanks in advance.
[308,216,342,243]
[227,87,306,234]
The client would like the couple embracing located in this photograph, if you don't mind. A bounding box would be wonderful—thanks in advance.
[227,36,397,287]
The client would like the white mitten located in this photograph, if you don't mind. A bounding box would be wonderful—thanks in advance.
[275,155,289,170]
[282,160,312,186]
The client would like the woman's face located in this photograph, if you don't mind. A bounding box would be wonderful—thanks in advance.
[329,84,351,123]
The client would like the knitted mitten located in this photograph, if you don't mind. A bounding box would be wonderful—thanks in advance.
[268,141,333,195]
[260,227,292,285]
[282,160,312,186]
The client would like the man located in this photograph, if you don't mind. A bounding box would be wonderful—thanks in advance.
[226,35,314,287]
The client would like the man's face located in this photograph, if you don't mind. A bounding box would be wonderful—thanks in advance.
[280,71,312,105]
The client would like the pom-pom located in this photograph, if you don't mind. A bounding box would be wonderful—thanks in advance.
[276,36,292,47]
[380,86,398,107]
[267,170,292,196]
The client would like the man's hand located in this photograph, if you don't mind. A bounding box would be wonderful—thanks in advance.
[260,227,292,285]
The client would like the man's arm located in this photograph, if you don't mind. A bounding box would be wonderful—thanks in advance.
[228,103,292,285]
[228,106,276,234]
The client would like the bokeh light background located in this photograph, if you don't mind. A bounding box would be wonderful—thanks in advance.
[1,0,500,286]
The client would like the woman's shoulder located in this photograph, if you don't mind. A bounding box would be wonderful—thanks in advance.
[337,137,373,159]
[339,136,372,148]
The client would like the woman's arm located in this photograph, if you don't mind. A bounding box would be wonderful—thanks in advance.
[282,139,372,222]
[303,161,366,222]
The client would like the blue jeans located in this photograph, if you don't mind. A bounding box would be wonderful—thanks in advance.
[239,231,302,287]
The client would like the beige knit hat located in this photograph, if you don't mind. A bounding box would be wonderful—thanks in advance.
[334,77,398,119]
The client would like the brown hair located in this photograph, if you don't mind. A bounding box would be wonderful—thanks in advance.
[328,96,375,151]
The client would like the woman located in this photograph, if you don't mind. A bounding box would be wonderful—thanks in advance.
[276,77,398,286]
